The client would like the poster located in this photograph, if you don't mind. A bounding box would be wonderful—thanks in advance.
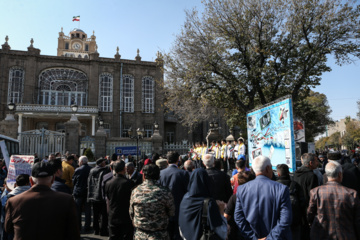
[293,117,305,142]
[247,97,296,172]
[115,146,140,156]
[0,140,10,168]
[7,155,34,190]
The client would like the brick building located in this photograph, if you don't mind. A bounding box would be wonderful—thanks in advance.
[0,28,168,156]
[0,28,233,157]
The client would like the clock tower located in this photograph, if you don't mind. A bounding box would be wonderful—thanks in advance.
[57,28,97,58]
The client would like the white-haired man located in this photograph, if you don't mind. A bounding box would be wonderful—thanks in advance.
[203,154,232,203]
[72,156,92,232]
[234,156,292,240]
[307,161,360,239]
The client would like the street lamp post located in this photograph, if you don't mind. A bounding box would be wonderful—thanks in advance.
[128,127,145,168]
[5,102,16,121]
[7,102,15,112]
[70,104,78,121]
[98,116,104,128]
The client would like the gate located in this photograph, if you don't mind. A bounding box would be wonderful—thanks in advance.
[80,136,95,156]
[19,128,65,158]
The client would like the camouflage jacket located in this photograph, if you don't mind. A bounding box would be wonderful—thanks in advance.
[130,179,175,239]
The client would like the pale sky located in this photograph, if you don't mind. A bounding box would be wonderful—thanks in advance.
[1,0,358,123]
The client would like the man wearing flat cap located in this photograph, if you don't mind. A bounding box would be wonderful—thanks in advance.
[5,161,80,240]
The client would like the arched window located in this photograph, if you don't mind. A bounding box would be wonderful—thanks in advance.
[99,73,113,112]
[123,74,134,112]
[142,76,154,113]
[38,68,88,106]
[8,67,24,103]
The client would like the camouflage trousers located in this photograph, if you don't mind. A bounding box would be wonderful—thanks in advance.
[134,228,170,240]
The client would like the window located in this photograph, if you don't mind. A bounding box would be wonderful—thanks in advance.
[144,125,153,138]
[76,33,79,38]
[85,44,89,51]
[38,68,88,106]
[123,75,134,112]
[81,123,87,136]
[36,122,48,130]
[99,73,113,112]
[65,42,69,49]
[8,67,24,104]
[142,76,154,113]
[166,132,175,143]
[122,125,131,138]
[65,53,75,57]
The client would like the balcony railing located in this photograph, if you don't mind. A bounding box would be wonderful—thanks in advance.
[15,104,98,114]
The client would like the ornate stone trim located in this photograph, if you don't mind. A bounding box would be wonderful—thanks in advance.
[15,104,98,113]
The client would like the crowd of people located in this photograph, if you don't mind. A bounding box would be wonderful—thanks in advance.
[0,140,359,240]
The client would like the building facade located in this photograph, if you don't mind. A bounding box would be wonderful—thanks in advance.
[0,28,235,157]
[0,28,167,156]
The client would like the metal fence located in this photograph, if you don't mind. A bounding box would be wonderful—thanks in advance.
[106,140,153,159]
[19,128,65,158]
[163,141,193,155]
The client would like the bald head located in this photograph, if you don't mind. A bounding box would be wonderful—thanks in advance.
[184,160,195,172]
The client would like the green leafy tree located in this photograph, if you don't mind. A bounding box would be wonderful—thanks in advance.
[165,0,360,130]
[294,91,333,142]
[315,136,329,150]
[84,148,95,162]
[328,132,341,150]
[342,119,360,149]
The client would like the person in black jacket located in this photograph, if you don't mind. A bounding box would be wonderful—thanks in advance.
[203,154,232,203]
[276,164,305,240]
[293,153,319,240]
[49,158,71,194]
[87,158,110,236]
[125,162,142,187]
[73,156,92,232]
[105,161,135,240]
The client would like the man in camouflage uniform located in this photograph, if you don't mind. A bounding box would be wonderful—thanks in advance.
[130,164,175,240]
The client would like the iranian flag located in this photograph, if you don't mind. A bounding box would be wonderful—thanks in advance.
[72,16,80,22]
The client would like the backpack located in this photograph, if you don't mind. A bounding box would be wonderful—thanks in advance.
[200,198,222,240]
[289,181,301,226]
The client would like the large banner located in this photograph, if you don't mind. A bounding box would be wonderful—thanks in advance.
[247,97,296,172]
[7,155,34,190]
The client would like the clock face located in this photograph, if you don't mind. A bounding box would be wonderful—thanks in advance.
[72,43,81,50]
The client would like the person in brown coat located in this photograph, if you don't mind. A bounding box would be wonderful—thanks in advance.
[307,160,360,240]
[5,161,80,240]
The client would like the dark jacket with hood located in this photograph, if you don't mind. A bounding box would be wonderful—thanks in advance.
[293,166,318,208]
[277,175,305,227]
[87,165,110,202]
